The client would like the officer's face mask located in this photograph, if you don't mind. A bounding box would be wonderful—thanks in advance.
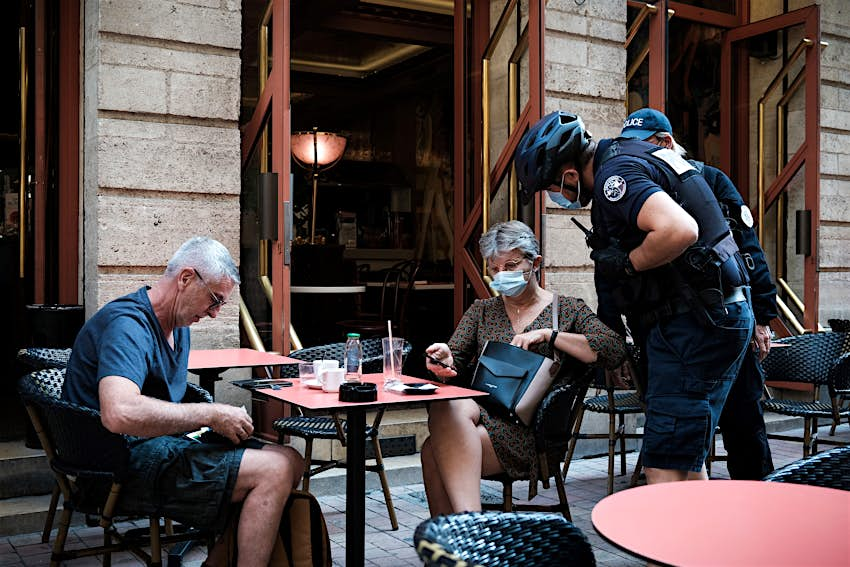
[549,171,582,209]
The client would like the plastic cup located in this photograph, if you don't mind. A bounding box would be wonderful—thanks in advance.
[298,362,315,381]
[381,337,404,389]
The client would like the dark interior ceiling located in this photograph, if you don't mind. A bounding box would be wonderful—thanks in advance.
[242,0,453,124]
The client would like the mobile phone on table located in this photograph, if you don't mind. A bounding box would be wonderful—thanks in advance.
[424,353,453,369]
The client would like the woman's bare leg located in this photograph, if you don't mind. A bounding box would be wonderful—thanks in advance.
[425,399,504,513]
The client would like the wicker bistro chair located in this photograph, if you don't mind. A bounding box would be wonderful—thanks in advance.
[762,446,850,491]
[272,337,413,531]
[16,347,72,370]
[762,332,850,458]
[481,368,593,520]
[18,368,211,566]
[562,367,644,495]
[413,511,596,567]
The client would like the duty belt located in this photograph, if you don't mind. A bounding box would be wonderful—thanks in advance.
[723,285,748,305]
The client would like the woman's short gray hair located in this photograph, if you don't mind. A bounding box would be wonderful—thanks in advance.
[479,220,540,261]
[165,236,240,284]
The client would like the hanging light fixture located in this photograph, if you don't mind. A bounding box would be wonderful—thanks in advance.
[291,128,347,244]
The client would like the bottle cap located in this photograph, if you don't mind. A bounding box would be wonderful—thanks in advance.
[347,333,360,339]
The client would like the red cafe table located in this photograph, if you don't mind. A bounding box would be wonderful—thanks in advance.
[592,480,850,566]
[188,348,299,399]
[254,373,486,567]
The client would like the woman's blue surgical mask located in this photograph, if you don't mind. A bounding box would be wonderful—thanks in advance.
[550,172,582,209]
[489,269,532,297]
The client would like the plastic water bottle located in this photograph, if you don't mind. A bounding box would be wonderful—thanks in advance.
[344,333,363,382]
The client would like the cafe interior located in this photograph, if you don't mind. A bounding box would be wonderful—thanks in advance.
[239,0,457,358]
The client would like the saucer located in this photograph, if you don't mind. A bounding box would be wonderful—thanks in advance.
[303,379,323,389]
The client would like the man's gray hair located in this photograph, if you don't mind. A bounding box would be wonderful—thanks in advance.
[479,220,540,261]
[165,236,240,284]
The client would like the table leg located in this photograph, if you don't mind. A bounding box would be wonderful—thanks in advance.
[196,371,220,400]
[346,408,367,566]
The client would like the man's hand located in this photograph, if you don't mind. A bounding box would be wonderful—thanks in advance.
[752,324,772,361]
[590,245,634,278]
[208,404,254,444]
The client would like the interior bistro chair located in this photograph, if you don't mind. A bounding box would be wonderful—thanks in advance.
[273,337,413,531]
[336,259,420,338]
[762,332,850,458]
[413,511,596,567]
[763,445,850,491]
[481,368,593,520]
[562,364,644,495]
[18,368,211,566]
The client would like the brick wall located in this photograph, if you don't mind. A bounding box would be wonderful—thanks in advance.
[82,0,242,349]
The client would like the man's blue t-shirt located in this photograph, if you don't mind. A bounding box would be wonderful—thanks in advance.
[63,287,190,410]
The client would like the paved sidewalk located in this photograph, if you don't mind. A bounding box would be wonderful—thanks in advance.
[1,424,846,566]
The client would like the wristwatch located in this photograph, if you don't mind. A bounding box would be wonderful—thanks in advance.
[624,255,637,277]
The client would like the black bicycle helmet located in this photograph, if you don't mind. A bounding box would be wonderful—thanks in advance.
[515,111,592,204]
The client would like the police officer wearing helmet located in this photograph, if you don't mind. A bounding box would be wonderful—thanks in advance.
[620,107,776,480]
[515,110,755,484]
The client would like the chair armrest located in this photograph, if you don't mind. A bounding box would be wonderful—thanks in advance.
[183,382,213,404]
[828,352,850,396]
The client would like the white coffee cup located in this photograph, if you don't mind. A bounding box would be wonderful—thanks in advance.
[322,368,344,393]
[313,359,339,386]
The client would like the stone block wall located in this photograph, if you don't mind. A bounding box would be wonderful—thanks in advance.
[539,0,626,310]
[82,0,242,349]
[817,0,850,322]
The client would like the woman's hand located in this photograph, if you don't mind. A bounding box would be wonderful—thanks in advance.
[425,343,457,379]
[510,329,549,350]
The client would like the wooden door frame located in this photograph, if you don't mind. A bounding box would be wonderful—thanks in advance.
[720,5,821,331]
[452,0,544,324]
[241,0,292,354]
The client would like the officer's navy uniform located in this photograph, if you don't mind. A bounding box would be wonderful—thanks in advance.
[591,138,755,473]
[697,162,776,479]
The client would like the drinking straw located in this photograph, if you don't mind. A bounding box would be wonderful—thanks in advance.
[387,320,395,377]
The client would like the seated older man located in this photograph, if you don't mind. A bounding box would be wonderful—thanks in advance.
[62,236,303,567]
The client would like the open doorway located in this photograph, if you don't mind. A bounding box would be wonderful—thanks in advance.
[239,0,456,360]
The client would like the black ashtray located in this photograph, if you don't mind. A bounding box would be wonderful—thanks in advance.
[339,382,377,403]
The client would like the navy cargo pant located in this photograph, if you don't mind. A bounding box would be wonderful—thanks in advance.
[717,348,774,479]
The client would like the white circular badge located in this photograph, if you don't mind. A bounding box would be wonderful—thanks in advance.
[603,175,627,202]
[740,205,754,228]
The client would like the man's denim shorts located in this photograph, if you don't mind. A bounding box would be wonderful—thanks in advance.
[641,299,754,472]
[116,434,264,532]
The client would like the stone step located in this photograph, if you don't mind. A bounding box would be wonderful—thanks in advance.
[0,440,54,500]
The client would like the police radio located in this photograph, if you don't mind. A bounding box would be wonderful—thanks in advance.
[571,217,606,250]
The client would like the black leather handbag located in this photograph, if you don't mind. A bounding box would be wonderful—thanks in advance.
[471,295,561,426]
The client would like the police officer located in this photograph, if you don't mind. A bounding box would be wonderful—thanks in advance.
[619,108,775,479]
[515,111,754,484]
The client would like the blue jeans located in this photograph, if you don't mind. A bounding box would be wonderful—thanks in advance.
[641,299,754,472]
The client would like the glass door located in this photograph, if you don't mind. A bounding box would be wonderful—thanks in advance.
[721,6,822,332]
[453,0,543,320]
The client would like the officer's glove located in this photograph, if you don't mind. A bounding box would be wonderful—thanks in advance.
[590,245,636,278]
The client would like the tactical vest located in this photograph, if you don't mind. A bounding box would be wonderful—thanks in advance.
[597,140,749,326]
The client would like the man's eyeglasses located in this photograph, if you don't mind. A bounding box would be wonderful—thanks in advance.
[193,269,226,311]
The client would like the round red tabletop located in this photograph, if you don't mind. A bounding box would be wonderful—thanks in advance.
[592,480,850,566]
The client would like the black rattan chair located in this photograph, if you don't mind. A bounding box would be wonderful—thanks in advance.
[273,337,413,530]
[481,369,593,520]
[414,511,596,567]
[336,260,420,338]
[763,446,850,490]
[762,332,849,458]
[562,366,644,495]
[18,368,211,566]
[16,347,72,370]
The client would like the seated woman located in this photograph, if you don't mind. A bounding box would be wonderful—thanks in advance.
[422,220,625,515]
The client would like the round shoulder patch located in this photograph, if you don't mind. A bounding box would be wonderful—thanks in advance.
[603,175,627,202]
[740,205,754,228]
